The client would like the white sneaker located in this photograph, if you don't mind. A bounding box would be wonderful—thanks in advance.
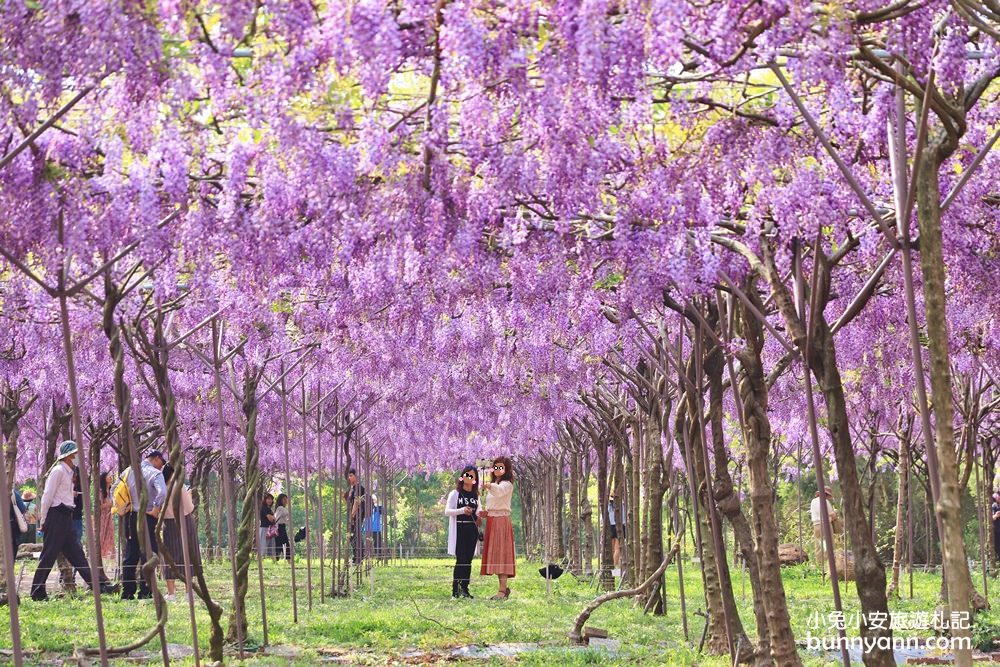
[164,594,176,602]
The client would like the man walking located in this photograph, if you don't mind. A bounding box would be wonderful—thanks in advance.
[810,487,839,577]
[118,450,167,600]
[30,441,112,601]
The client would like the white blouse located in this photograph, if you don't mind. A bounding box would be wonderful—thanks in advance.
[274,505,290,526]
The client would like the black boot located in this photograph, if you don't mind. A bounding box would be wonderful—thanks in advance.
[451,580,460,598]
[460,582,473,599]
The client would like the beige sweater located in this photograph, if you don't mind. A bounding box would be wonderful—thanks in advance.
[484,480,513,512]
[163,486,194,519]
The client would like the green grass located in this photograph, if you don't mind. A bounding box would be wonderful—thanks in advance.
[0,555,979,665]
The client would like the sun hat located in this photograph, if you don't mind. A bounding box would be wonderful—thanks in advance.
[57,441,79,460]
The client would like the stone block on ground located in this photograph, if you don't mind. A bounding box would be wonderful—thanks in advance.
[834,550,855,582]
[16,543,42,559]
[586,638,621,653]
[777,543,809,566]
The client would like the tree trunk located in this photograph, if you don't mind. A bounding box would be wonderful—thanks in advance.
[814,318,894,666]
[595,438,614,590]
[569,451,581,574]
[138,315,226,662]
[987,436,997,570]
[888,421,911,598]
[641,413,667,614]
[762,244,894,667]
[914,134,979,662]
[44,402,71,473]
[735,281,801,667]
[627,426,642,584]
[554,456,566,561]
[704,322,771,666]
[88,428,104,576]
[581,454,594,577]
[678,389,749,658]
[200,467,215,561]
[227,369,263,644]
[517,480,535,560]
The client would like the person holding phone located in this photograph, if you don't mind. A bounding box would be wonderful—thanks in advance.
[445,465,480,598]
[259,493,277,558]
[274,494,291,561]
[479,456,516,600]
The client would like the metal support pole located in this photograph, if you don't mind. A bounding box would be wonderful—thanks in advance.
[280,367,299,622]
[0,431,24,666]
[58,282,110,666]
[316,381,325,603]
[212,320,244,658]
[794,243,850,667]
[255,486,269,646]
[301,383,313,611]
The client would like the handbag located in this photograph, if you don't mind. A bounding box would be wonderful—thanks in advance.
[11,494,27,533]
[266,524,279,539]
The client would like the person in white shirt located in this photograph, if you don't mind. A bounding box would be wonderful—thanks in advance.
[30,441,111,601]
[810,487,840,575]
[478,456,516,600]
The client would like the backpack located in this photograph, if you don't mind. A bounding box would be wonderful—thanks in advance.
[111,468,133,516]
[10,494,27,534]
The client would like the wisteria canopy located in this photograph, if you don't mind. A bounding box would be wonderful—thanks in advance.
[1,0,1000,664]
[2,0,996,472]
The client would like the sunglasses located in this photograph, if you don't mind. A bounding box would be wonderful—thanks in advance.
[493,465,506,471]
[461,473,476,480]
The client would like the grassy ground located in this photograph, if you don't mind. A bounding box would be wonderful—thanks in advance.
[0,554,981,665]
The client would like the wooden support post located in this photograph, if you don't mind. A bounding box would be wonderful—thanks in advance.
[301,383,313,611]
[212,320,244,658]
[316,383,326,603]
[279,366,299,622]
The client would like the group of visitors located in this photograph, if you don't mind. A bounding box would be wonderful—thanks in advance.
[258,492,292,560]
[258,467,385,564]
[23,443,203,603]
[444,456,516,601]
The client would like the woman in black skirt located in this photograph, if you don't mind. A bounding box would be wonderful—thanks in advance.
[161,464,201,601]
[444,465,480,598]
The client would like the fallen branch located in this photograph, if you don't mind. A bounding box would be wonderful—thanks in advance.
[407,594,462,635]
[568,542,680,644]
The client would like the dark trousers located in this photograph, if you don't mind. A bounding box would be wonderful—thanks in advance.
[453,522,478,590]
[30,506,95,600]
[122,512,158,599]
[372,530,383,559]
[993,521,1000,561]
[350,519,364,564]
[275,524,290,561]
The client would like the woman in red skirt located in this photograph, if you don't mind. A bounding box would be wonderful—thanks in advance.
[479,456,516,600]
